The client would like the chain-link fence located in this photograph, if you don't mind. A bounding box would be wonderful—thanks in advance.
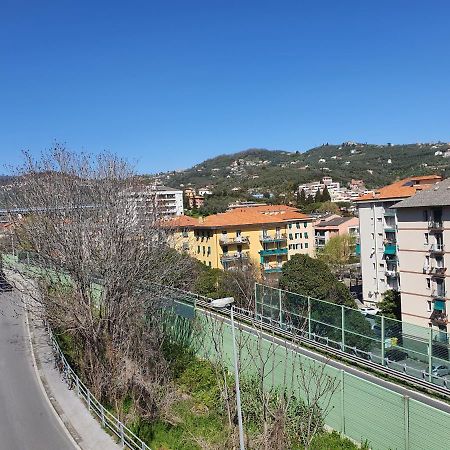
[255,283,450,389]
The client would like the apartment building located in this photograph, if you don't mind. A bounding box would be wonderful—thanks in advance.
[167,205,314,276]
[355,175,442,305]
[314,215,359,250]
[394,178,450,332]
[127,184,184,219]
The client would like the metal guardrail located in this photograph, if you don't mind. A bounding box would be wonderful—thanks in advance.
[47,324,151,450]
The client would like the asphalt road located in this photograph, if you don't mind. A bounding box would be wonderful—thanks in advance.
[0,290,75,450]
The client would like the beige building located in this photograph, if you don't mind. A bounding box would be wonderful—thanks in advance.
[166,204,314,277]
[355,175,442,305]
[395,178,450,332]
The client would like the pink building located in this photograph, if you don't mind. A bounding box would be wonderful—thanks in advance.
[314,215,359,250]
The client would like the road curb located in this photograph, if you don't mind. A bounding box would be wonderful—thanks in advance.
[24,306,83,449]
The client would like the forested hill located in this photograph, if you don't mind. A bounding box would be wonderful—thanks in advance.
[152,142,450,194]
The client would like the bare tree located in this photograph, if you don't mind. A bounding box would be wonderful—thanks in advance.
[3,145,196,420]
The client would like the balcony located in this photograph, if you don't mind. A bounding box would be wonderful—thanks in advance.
[385,268,398,277]
[430,310,448,326]
[429,243,445,254]
[384,210,396,217]
[220,251,249,262]
[384,243,396,255]
[259,248,288,257]
[428,220,444,231]
[219,235,250,245]
[431,289,447,300]
[263,263,283,273]
[260,233,287,243]
[429,266,447,278]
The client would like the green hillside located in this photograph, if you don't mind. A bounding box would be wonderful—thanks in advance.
[153,142,450,194]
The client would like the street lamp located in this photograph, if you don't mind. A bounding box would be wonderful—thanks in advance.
[210,297,245,450]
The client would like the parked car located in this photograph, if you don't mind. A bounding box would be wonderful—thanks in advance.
[385,348,408,362]
[432,365,450,377]
[359,306,379,316]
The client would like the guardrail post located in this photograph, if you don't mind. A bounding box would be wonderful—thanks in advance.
[341,305,345,352]
[428,328,433,383]
[381,315,385,365]
[87,390,91,411]
[119,420,125,447]
[403,395,410,450]
[340,369,345,434]
[307,296,312,339]
[101,406,106,427]
[76,377,80,397]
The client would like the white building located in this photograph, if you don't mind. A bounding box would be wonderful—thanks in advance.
[127,184,184,220]
[394,178,450,332]
[355,175,442,305]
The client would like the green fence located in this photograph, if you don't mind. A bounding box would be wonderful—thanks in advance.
[255,283,450,389]
[173,301,450,450]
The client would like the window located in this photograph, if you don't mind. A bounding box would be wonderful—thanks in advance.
[423,210,429,222]
[202,246,205,255]
[371,233,374,239]
[424,233,429,244]
[207,246,211,255]
[426,278,431,289]
[288,244,292,250]
[289,223,292,229]
[208,261,212,267]
[197,246,200,254]
[305,243,309,249]
[427,300,432,312]
[299,243,303,249]
[377,217,382,222]
[304,222,307,228]
[296,222,300,229]
[295,233,300,239]
[304,232,308,239]
[289,233,293,240]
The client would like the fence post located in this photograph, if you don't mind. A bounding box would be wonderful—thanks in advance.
[381,315,385,365]
[278,289,282,327]
[76,377,80,397]
[340,369,345,434]
[341,305,345,352]
[87,390,91,411]
[428,328,433,383]
[403,395,410,450]
[307,296,312,339]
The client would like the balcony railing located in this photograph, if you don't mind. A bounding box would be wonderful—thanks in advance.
[220,251,249,262]
[385,269,398,277]
[219,235,250,245]
[431,289,447,299]
[430,310,448,325]
[384,243,396,255]
[260,233,287,242]
[263,263,283,273]
[259,248,288,257]
[429,243,445,254]
[429,266,447,277]
[428,220,444,231]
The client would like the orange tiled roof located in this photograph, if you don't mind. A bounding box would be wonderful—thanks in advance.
[355,175,442,202]
[164,215,199,228]
[197,205,309,228]
[164,205,310,228]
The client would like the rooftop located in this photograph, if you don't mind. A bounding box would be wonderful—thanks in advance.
[166,205,310,229]
[355,175,442,202]
[394,178,450,209]
[314,216,357,228]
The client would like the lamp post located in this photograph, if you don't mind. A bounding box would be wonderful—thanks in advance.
[210,297,245,450]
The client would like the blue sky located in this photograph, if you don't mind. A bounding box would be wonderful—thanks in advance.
[1,1,450,174]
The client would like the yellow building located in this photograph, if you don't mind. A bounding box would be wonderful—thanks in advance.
[167,205,314,276]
